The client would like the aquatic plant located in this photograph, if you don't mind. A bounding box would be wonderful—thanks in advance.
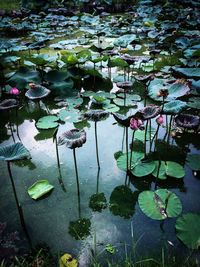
[25,83,50,100]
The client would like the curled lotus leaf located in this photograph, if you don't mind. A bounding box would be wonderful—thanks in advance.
[0,142,31,161]
[0,99,19,111]
[112,113,133,127]
[176,213,200,250]
[25,84,50,100]
[58,129,86,149]
[175,114,200,130]
[83,110,109,122]
[138,189,182,220]
[116,81,133,90]
[140,105,161,120]
[28,180,54,200]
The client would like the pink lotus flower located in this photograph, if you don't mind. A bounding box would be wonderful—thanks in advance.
[130,118,143,130]
[156,115,164,125]
[9,87,20,95]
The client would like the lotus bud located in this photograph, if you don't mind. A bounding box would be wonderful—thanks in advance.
[9,87,20,95]
[156,115,164,125]
[130,118,144,130]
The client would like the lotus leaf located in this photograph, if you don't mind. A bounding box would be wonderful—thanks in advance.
[60,253,78,267]
[108,58,128,68]
[49,80,74,96]
[58,129,86,149]
[186,154,200,171]
[166,161,185,178]
[25,84,50,100]
[176,213,200,249]
[113,98,137,107]
[89,193,107,212]
[131,161,156,177]
[148,79,190,102]
[163,100,187,114]
[114,34,137,48]
[103,103,120,113]
[36,115,59,130]
[105,244,116,254]
[138,189,182,220]
[28,180,54,200]
[0,142,31,161]
[188,97,200,109]
[152,161,167,180]
[58,110,81,123]
[109,185,138,219]
[172,68,200,79]
[68,218,91,240]
[45,70,71,83]
[8,67,41,89]
[117,152,144,171]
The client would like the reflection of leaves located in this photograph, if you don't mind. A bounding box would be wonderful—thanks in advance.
[34,128,57,141]
[68,218,91,240]
[109,185,139,219]
[154,140,187,164]
[13,159,36,170]
[89,193,107,212]
[175,133,200,150]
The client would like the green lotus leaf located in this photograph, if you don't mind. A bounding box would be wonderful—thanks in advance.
[131,161,156,177]
[108,58,128,68]
[188,97,200,109]
[45,70,71,83]
[61,53,78,65]
[29,54,55,66]
[114,34,137,48]
[89,192,107,212]
[67,97,83,109]
[105,244,116,254]
[117,152,144,171]
[0,142,31,161]
[103,103,120,113]
[186,154,200,171]
[109,185,138,219]
[163,100,187,114]
[36,115,59,130]
[49,80,74,95]
[166,161,185,178]
[152,161,167,180]
[138,189,182,220]
[176,213,200,249]
[172,67,200,79]
[113,97,137,107]
[68,218,91,240]
[8,67,41,89]
[28,180,54,200]
[58,109,81,123]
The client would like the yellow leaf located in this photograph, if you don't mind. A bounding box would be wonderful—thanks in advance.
[60,253,78,267]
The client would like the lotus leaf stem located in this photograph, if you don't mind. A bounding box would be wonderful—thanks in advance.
[125,126,129,172]
[129,130,135,170]
[7,161,32,248]
[144,119,149,156]
[94,121,100,169]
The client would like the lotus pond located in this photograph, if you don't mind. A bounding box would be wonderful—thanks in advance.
[0,0,200,266]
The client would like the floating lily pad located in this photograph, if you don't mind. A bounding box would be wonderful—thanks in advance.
[68,218,91,240]
[109,185,138,219]
[28,180,54,200]
[152,161,167,180]
[186,154,200,171]
[103,103,120,113]
[166,161,185,178]
[138,189,182,220]
[0,142,31,161]
[117,152,144,171]
[176,213,200,249]
[58,109,81,123]
[131,161,156,177]
[36,115,59,130]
